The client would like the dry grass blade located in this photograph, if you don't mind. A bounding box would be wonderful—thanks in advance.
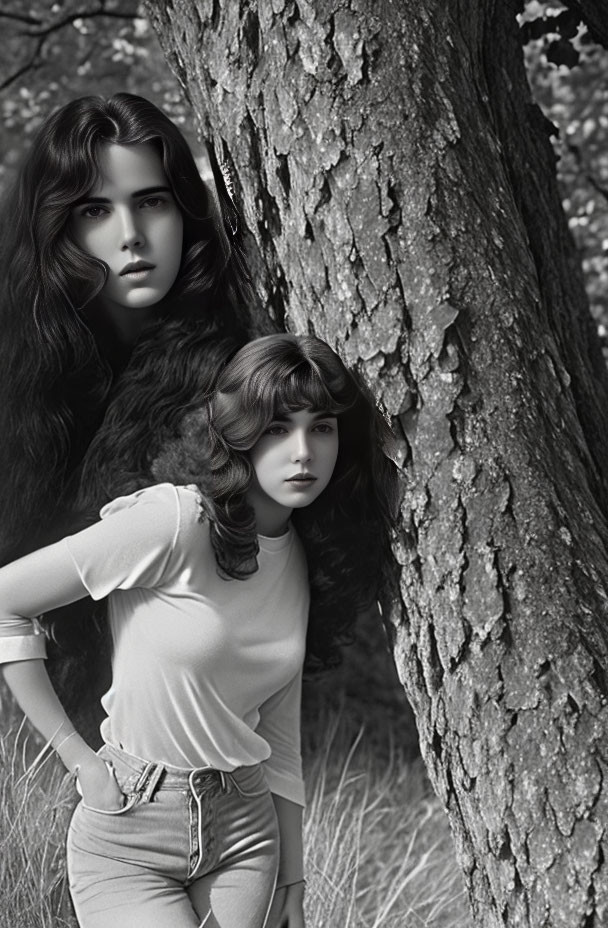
[303,717,472,928]
[0,728,76,928]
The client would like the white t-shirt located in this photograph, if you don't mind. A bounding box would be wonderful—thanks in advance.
[3,483,309,805]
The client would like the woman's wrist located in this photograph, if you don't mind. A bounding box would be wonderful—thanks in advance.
[52,728,78,752]
[53,729,97,776]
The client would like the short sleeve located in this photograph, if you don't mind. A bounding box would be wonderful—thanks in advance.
[257,668,305,806]
[64,483,181,601]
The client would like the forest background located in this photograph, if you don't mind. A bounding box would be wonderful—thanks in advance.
[1,1,608,927]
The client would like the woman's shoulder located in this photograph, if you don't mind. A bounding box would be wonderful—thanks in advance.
[99,482,182,519]
[174,484,207,528]
[97,483,209,558]
[98,483,204,531]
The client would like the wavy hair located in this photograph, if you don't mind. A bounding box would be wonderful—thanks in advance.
[0,93,255,564]
[68,311,242,514]
[152,334,400,670]
[39,312,245,716]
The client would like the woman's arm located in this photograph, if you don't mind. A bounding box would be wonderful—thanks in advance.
[1,487,182,807]
[3,659,123,807]
[272,793,304,887]
[0,540,123,807]
[266,883,305,928]
[267,794,305,928]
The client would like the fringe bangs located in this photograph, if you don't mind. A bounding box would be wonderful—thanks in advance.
[216,357,358,453]
[269,364,355,419]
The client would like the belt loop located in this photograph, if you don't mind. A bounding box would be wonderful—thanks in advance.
[134,762,156,793]
[140,764,165,803]
[133,761,165,804]
[219,770,228,792]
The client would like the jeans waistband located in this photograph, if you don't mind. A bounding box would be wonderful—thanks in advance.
[100,742,261,798]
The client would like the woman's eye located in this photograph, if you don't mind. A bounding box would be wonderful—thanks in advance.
[141,196,166,209]
[264,425,286,436]
[313,422,335,433]
[80,205,107,220]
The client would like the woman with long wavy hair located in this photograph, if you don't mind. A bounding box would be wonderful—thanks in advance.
[0,92,252,567]
[0,332,398,928]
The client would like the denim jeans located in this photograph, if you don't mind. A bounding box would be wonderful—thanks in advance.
[66,743,279,928]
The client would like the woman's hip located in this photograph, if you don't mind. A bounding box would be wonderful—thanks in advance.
[66,742,279,885]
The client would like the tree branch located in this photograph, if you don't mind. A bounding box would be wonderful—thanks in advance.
[24,7,140,40]
[0,5,139,92]
[0,37,44,92]
[0,11,42,26]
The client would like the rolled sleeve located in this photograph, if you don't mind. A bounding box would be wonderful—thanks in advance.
[0,619,47,664]
[0,484,181,665]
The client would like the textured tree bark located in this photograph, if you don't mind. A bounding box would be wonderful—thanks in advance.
[144,0,608,924]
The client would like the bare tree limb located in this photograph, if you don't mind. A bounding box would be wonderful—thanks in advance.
[24,7,140,40]
[0,37,44,92]
[0,11,43,26]
[0,4,139,92]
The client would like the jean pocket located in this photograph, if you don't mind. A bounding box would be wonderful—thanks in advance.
[97,745,142,793]
[77,757,139,816]
[80,791,139,816]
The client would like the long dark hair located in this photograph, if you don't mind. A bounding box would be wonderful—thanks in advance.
[152,334,400,669]
[74,313,246,518]
[0,93,254,564]
[40,313,246,720]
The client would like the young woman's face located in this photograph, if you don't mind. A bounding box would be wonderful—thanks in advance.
[247,408,339,533]
[70,142,183,320]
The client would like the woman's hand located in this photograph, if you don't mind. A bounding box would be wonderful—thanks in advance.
[76,754,125,811]
[266,881,305,928]
[0,660,124,810]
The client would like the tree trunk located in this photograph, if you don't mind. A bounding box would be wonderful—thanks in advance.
[144,0,608,924]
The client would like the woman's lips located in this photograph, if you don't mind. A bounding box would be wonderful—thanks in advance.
[119,261,155,278]
[286,474,317,487]
[123,269,152,281]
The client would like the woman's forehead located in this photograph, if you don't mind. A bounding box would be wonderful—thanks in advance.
[86,142,168,197]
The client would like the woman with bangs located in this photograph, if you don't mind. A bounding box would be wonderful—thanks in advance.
[0,332,398,928]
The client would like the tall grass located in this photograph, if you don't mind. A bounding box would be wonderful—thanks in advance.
[0,724,75,926]
[0,720,471,927]
[303,720,471,928]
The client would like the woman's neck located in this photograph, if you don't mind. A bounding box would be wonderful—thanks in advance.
[247,488,292,538]
[84,298,160,348]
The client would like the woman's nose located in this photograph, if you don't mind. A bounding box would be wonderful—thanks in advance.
[119,209,145,250]
[291,431,312,463]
